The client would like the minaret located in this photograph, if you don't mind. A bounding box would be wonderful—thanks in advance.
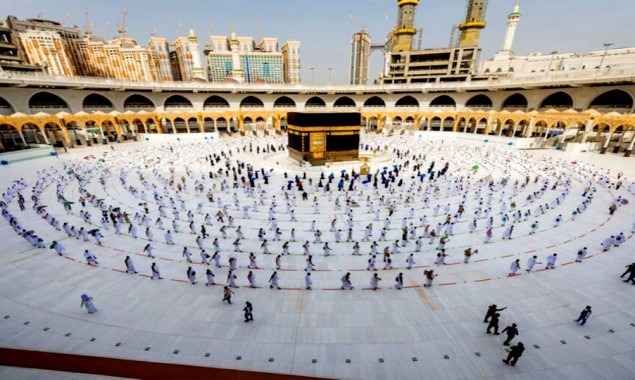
[458,0,488,48]
[392,0,419,53]
[229,26,245,82]
[188,27,205,80]
[501,0,521,52]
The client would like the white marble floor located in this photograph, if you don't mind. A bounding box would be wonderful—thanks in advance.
[0,134,634,380]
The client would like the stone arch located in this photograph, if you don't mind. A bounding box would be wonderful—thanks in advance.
[216,117,228,132]
[240,96,265,108]
[29,92,69,111]
[164,95,193,109]
[334,96,356,107]
[466,94,493,109]
[502,93,528,110]
[429,117,442,131]
[442,117,455,131]
[203,95,230,109]
[124,94,155,110]
[202,117,215,132]
[539,91,574,110]
[0,123,21,151]
[20,123,47,144]
[0,96,15,115]
[364,96,386,108]
[365,116,378,130]
[273,96,296,108]
[305,96,326,108]
[589,89,633,111]
[82,93,113,110]
[187,117,201,133]
[430,95,456,108]
[395,95,419,108]
[173,117,188,133]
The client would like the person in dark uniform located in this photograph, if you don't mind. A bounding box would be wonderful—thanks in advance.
[503,342,525,366]
[621,263,635,284]
[243,301,253,322]
[484,304,507,323]
[575,306,592,325]
[502,323,519,346]
[487,313,501,335]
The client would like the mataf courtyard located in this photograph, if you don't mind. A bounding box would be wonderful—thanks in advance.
[0,131,634,379]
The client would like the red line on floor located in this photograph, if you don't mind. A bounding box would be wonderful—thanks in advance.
[112,248,125,252]
[578,234,586,238]
[562,262,574,266]
[446,263,461,266]
[0,347,316,380]
[111,269,125,273]
[563,239,572,243]
[139,274,151,278]
[474,259,489,262]
[524,250,536,253]
[402,285,421,289]
[321,288,344,291]
[546,245,556,248]
[501,254,513,258]
[474,278,491,282]
[439,282,457,286]
[171,279,188,283]
[414,265,431,268]
[160,258,175,261]
[64,257,76,261]
[590,229,597,233]
[282,287,302,290]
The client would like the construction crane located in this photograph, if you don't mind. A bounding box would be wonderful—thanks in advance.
[61,12,71,26]
[349,14,365,32]
[417,28,423,50]
[84,9,91,35]
[117,7,127,37]
[449,24,458,47]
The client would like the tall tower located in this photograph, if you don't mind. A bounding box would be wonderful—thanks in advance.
[392,0,419,53]
[229,28,246,82]
[458,0,488,48]
[500,0,520,53]
[350,29,371,84]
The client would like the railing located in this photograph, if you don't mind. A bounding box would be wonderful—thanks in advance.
[0,68,634,93]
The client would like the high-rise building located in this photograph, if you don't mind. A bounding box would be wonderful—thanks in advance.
[72,34,154,81]
[0,19,42,73]
[281,40,301,85]
[349,30,371,85]
[169,51,182,81]
[148,36,174,81]
[205,32,293,84]
[380,0,483,84]
[204,36,232,82]
[173,28,205,81]
[17,29,75,76]
[6,16,82,72]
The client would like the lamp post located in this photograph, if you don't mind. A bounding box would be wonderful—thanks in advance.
[597,42,614,72]
[310,66,315,85]
[328,67,332,85]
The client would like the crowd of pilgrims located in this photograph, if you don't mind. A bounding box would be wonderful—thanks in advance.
[1,133,633,291]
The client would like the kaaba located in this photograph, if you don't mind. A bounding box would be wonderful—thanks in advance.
[287,112,361,165]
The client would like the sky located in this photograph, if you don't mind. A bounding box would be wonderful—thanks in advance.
[3,0,634,84]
